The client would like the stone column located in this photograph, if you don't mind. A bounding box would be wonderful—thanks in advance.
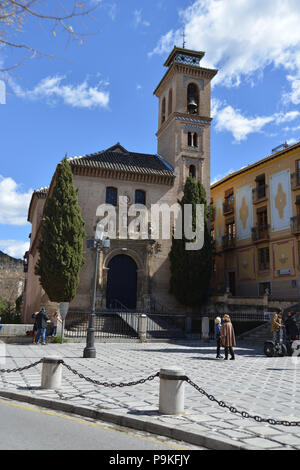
[138,314,147,342]
[201,316,210,341]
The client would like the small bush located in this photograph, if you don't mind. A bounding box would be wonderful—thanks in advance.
[0,298,21,324]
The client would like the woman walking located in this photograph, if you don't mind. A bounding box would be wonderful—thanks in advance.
[221,314,236,360]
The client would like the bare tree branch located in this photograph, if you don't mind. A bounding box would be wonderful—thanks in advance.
[0,0,101,71]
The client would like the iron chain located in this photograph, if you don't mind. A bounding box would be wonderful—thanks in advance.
[61,361,160,388]
[0,359,43,374]
[185,377,300,427]
[1,359,300,426]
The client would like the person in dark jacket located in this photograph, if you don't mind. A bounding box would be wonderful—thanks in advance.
[214,316,223,359]
[285,312,299,341]
[35,308,49,345]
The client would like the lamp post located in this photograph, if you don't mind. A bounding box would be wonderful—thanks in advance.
[83,227,110,358]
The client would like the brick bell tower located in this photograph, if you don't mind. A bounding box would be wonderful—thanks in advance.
[154,46,218,201]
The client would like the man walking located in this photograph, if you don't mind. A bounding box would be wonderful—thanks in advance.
[35,308,49,345]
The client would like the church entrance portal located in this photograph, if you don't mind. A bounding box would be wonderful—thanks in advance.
[106,254,137,309]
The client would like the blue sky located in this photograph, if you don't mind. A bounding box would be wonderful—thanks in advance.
[1,0,300,258]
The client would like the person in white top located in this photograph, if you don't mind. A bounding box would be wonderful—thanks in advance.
[50,312,62,337]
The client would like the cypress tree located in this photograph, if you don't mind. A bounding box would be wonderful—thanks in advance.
[35,156,85,302]
[169,177,213,307]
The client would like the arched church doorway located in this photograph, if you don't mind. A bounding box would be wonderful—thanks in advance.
[106,254,137,309]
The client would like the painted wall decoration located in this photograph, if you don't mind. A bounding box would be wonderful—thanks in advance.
[272,240,296,278]
[215,198,224,246]
[236,185,253,240]
[237,247,256,281]
[269,169,292,232]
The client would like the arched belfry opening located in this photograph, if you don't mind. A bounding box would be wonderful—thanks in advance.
[187,83,199,115]
[106,254,137,309]
[189,164,196,178]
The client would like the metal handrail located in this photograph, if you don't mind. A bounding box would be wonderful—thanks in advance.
[108,299,130,311]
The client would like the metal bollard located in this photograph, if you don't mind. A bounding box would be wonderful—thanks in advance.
[159,367,185,415]
[41,357,63,390]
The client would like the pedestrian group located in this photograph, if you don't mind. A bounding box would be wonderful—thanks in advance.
[31,307,62,345]
[214,314,236,360]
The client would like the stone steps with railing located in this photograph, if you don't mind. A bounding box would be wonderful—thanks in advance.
[238,322,273,346]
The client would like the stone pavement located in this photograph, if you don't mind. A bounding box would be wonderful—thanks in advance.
[0,340,300,450]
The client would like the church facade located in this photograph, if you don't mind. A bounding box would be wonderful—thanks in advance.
[21,47,217,322]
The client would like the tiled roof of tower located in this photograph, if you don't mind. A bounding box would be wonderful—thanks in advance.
[68,144,174,178]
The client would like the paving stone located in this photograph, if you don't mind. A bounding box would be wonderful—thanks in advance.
[271,434,300,446]
[241,437,280,449]
[246,425,286,437]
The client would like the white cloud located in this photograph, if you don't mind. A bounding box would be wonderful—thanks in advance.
[0,176,32,226]
[8,75,110,109]
[213,99,300,142]
[133,9,150,28]
[211,168,235,185]
[274,111,300,124]
[151,0,300,99]
[287,138,297,145]
[284,75,300,105]
[105,2,117,21]
[215,105,274,142]
[0,240,29,259]
[283,124,300,133]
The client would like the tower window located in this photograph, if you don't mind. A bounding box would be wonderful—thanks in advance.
[187,83,199,115]
[161,97,166,124]
[168,88,173,116]
[193,132,198,147]
[135,189,146,205]
[187,132,198,147]
[106,187,118,206]
[189,165,196,178]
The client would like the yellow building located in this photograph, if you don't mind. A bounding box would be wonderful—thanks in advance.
[211,141,300,300]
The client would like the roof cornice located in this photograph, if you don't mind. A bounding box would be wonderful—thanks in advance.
[71,164,175,185]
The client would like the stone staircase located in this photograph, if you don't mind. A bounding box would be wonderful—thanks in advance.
[65,313,138,339]
[238,321,273,346]
[239,312,300,346]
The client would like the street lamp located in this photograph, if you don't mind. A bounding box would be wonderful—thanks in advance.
[83,225,110,358]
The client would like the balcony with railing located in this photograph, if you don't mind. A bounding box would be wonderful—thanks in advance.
[252,184,268,203]
[222,233,236,250]
[291,171,300,190]
[291,215,300,234]
[251,224,270,242]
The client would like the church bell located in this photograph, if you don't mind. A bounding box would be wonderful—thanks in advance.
[187,97,198,114]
